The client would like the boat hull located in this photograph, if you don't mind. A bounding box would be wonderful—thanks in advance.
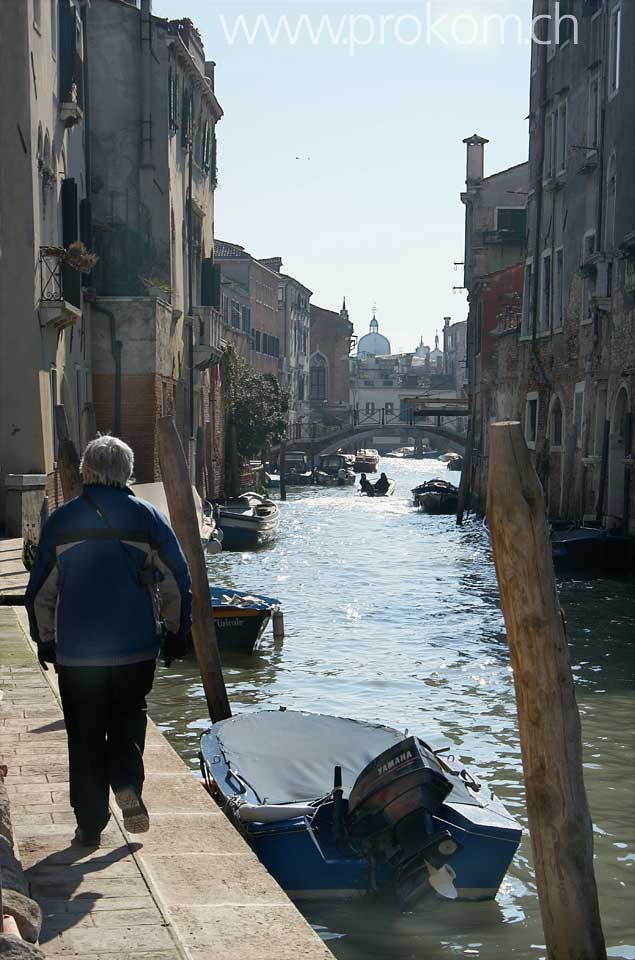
[200,711,521,904]
[209,587,280,655]
[418,492,458,515]
[215,495,279,550]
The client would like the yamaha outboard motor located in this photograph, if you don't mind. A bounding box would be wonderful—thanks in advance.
[346,736,463,907]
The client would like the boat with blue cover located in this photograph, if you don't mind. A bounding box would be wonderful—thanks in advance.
[200,709,521,907]
[210,587,281,655]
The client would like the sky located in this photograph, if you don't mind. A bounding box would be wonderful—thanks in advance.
[153,0,533,352]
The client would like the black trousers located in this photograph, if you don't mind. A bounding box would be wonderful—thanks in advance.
[57,660,156,834]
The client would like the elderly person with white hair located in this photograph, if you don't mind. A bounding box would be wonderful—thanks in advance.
[26,436,192,847]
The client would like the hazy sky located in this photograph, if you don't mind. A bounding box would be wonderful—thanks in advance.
[153,0,532,352]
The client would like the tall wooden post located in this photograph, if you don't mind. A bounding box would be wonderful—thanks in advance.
[157,417,231,722]
[279,439,287,502]
[54,406,82,501]
[204,419,214,501]
[195,425,205,497]
[487,422,606,960]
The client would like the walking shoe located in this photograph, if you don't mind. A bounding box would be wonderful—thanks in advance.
[72,827,101,848]
[114,785,150,834]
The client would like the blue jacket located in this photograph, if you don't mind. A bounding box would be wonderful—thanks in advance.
[26,485,192,667]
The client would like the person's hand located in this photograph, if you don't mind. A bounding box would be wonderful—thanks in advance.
[37,641,57,671]
[161,632,188,667]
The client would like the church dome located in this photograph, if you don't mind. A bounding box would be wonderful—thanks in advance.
[357,314,391,358]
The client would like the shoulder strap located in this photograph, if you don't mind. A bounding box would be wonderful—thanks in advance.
[82,490,145,588]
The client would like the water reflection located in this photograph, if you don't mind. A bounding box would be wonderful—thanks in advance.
[148,457,634,959]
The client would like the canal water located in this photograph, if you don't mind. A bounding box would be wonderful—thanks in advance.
[148,456,635,960]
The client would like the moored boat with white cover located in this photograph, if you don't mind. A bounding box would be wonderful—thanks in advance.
[213,492,279,550]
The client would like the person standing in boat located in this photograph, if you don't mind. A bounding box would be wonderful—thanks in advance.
[359,473,375,496]
[25,435,192,847]
[374,473,390,495]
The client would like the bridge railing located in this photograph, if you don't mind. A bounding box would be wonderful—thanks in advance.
[287,407,467,443]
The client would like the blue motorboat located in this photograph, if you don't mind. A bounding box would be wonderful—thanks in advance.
[550,525,634,573]
[200,709,521,906]
[210,587,281,655]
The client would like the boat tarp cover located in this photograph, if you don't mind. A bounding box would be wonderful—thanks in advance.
[207,710,479,806]
[210,587,280,610]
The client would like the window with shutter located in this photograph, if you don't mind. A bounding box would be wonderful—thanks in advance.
[202,122,210,171]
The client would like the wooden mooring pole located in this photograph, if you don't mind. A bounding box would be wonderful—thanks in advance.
[487,422,606,960]
[157,416,231,722]
[279,439,287,502]
[54,405,82,501]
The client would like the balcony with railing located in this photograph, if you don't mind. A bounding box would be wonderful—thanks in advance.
[38,247,81,328]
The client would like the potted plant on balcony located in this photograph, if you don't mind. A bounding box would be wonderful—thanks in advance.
[139,275,173,300]
[65,241,98,274]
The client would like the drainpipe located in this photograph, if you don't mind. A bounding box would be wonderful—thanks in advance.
[531,4,548,348]
[87,298,123,436]
[187,143,194,442]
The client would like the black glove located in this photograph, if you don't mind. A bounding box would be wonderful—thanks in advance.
[161,631,189,667]
[37,641,57,671]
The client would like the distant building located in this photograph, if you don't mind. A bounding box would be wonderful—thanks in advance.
[215,241,282,378]
[0,0,91,533]
[309,300,354,429]
[357,313,391,358]
[443,317,468,397]
[350,313,460,440]
[261,259,312,436]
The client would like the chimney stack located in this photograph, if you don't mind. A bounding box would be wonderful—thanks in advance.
[463,134,489,185]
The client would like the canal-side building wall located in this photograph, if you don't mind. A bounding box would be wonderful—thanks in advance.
[0,0,92,534]
[86,1,224,483]
[460,135,530,512]
[517,0,635,532]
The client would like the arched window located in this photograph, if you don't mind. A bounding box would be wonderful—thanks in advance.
[310,353,328,402]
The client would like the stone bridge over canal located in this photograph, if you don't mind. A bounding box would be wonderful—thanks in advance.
[279,401,469,458]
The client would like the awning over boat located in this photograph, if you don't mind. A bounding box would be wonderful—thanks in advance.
[205,710,480,807]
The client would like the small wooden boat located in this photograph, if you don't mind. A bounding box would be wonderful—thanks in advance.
[413,480,459,515]
[280,452,313,486]
[134,481,222,554]
[360,478,395,497]
[442,453,464,472]
[354,449,380,473]
[314,454,356,486]
[213,493,279,550]
[210,587,281,655]
[200,710,521,905]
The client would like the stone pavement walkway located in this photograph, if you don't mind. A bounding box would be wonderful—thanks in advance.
[0,539,28,603]
[0,606,333,960]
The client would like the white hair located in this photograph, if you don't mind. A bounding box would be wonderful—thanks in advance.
[80,435,134,488]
